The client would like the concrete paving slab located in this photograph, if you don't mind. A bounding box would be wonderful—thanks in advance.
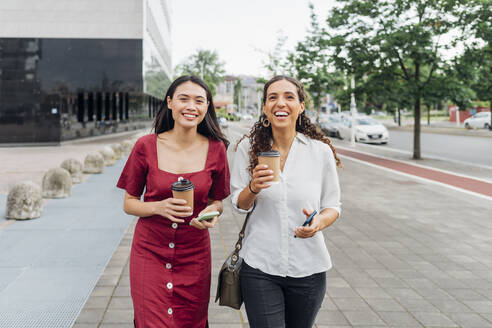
[2,122,492,327]
[0,156,134,327]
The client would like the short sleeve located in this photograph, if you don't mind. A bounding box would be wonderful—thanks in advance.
[209,141,231,200]
[116,138,148,198]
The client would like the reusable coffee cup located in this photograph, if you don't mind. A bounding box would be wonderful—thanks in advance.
[171,176,194,212]
[258,151,280,182]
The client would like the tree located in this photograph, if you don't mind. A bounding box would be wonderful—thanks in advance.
[175,49,225,96]
[294,4,345,118]
[464,0,492,129]
[259,31,295,77]
[325,0,468,159]
[233,79,243,110]
[472,46,492,129]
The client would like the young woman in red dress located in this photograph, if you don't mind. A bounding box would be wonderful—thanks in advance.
[117,75,230,328]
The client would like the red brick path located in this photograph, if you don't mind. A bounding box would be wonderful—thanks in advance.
[338,148,492,197]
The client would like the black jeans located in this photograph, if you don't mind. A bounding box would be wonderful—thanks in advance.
[241,262,326,328]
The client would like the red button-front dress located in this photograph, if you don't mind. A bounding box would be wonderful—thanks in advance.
[116,134,230,328]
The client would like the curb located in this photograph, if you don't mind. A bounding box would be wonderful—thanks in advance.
[385,124,492,138]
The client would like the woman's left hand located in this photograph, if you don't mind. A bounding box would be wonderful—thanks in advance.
[294,208,322,238]
[189,205,219,230]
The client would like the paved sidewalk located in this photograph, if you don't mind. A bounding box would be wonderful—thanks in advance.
[76,124,492,327]
[336,148,492,198]
[1,122,491,327]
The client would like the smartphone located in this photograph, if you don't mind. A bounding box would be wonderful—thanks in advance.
[302,210,317,227]
[196,211,220,222]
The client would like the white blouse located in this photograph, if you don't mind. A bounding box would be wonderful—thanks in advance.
[230,133,341,278]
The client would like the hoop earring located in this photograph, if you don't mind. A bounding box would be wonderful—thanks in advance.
[262,117,271,128]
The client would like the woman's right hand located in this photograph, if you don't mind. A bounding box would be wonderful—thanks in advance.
[153,198,193,223]
[250,164,274,194]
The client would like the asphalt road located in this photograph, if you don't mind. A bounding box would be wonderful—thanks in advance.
[225,120,492,168]
[385,130,492,167]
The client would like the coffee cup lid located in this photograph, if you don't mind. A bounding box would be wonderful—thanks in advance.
[258,150,280,157]
[171,176,194,191]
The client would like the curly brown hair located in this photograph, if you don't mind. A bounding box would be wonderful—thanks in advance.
[236,75,342,173]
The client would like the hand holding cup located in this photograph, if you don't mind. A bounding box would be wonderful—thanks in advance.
[155,198,193,223]
[250,164,275,194]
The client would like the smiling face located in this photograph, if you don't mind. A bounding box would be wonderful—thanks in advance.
[167,81,209,129]
[263,79,305,129]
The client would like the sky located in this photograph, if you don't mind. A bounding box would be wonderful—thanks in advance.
[170,0,336,78]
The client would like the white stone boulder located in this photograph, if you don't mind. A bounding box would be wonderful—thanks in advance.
[99,147,116,166]
[60,159,84,184]
[83,153,104,174]
[121,140,133,155]
[6,181,43,220]
[42,168,72,199]
[110,143,123,160]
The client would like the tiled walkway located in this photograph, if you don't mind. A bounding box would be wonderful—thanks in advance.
[1,124,492,327]
[75,129,492,327]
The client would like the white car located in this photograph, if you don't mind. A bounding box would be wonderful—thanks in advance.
[338,116,389,144]
[464,112,491,129]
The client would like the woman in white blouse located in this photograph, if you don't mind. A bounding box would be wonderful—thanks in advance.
[231,75,342,328]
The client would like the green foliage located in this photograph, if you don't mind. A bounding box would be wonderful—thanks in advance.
[293,4,345,114]
[233,79,243,110]
[174,49,225,96]
[260,31,296,77]
[324,0,471,158]
[144,58,172,99]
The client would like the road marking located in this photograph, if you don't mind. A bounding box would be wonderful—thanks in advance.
[340,155,492,202]
[358,142,492,171]
[336,145,492,183]
[227,122,492,199]
[338,149,492,201]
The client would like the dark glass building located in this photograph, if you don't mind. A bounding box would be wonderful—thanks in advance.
[0,0,172,144]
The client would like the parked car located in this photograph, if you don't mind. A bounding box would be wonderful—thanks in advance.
[338,116,389,144]
[231,112,242,121]
[464,112,491,129]
[218,117,228,129]
[319,115,342,138]
[371,110,386,116]
[241,113,253,120]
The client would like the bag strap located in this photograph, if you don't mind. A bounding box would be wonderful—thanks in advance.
[229,202,255,267]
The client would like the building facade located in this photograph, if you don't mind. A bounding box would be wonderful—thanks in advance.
[0,0,172,144]
[215,75,262,115]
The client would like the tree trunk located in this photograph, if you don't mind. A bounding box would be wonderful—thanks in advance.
[490,100,492,131]
[398,108,401,126]
[413,97,421,159]
[427,104,430,125]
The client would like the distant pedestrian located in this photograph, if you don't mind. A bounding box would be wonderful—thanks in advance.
[117,75,230,328]
[231,75,342,328]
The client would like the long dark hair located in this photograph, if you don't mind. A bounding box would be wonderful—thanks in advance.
[153,75,229,148]
[236,75,342,173]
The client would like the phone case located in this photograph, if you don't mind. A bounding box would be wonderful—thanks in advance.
[197,211,220,222]
[302,210,317,226]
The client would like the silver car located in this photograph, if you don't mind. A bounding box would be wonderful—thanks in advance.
[464,112,491,129]
[338,116,389,144]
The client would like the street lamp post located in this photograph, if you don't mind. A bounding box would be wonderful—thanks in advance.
[350,75,357,147]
